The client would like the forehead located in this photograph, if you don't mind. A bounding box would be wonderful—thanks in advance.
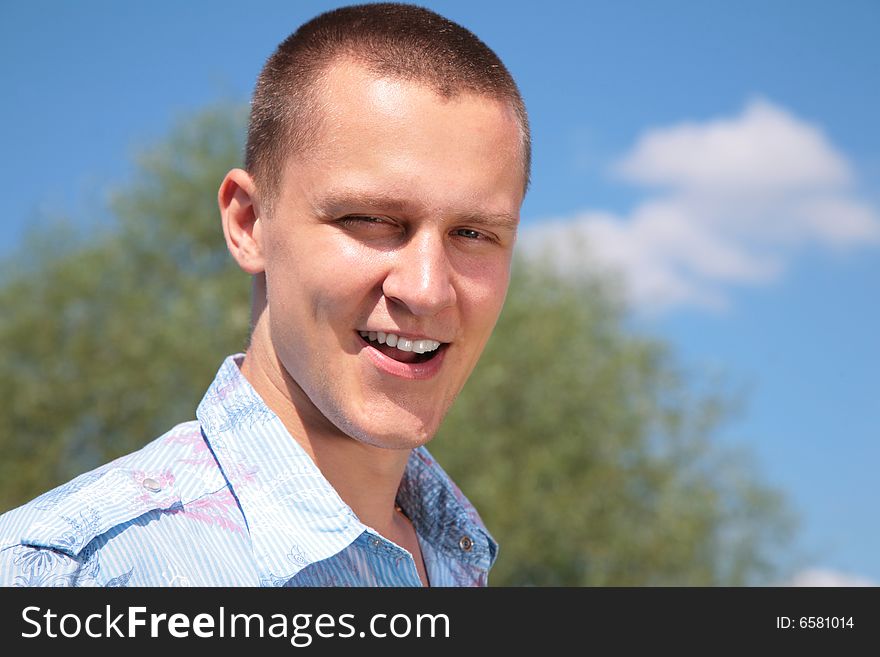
[277,62,526,213]
[318,62,521,149]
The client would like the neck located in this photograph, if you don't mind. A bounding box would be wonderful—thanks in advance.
[240,314,410,537]
[311,435,411,537]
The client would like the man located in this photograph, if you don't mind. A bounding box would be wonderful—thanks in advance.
[0,3,528,587]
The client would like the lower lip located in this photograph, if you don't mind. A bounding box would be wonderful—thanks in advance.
[357,334,447,380]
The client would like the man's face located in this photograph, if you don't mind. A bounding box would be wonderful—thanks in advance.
[258,61,525,449]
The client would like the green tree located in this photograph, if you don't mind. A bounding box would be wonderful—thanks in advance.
[432,263,795,585]
[0,106,251,507]
[0,106,796,584]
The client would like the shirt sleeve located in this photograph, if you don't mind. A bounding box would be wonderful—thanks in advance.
[0,542,84,587]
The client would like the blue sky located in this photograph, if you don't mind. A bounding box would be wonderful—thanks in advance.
[2,0,878,584]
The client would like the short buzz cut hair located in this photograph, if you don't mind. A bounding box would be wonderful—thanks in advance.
[245,2,531,209]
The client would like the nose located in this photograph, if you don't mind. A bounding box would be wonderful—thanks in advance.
[382,230,457,317]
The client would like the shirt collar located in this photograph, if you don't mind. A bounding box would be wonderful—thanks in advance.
[197,355,497,585]
[398,449,498,573]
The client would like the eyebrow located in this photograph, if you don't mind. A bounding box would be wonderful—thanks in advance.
[454,211,520,232]
[314,190,415,217]
[313,189,519,231]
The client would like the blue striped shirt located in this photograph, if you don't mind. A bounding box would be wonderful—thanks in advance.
[0,355,497,587]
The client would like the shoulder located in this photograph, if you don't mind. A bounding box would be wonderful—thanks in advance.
[0,420,227,586]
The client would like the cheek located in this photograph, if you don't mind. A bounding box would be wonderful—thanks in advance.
[267,234,386,329]
[459,262,511,332]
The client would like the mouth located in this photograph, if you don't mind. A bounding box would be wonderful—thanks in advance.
[357,330,447,365]
[356,329,449,380]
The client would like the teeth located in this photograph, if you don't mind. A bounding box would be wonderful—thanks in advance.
[358,330,440,353]
[414,339,438,354]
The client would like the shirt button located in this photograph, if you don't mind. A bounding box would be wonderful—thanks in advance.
[371,538,381,548]
[459,535,474,552]
[142,478,162,493]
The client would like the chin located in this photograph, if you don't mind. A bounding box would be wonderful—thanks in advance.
[341,408,440,451]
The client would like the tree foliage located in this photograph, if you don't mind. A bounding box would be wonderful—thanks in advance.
[0,106,251,505]
[0,106,795,584]
[433,262,795,585]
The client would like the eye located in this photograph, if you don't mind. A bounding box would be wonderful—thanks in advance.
[337,214,402,233]
[336,215,404,243]
[339,214,388,227]
[452,227,498,243]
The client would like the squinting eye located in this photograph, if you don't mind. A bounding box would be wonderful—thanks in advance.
[343,215,385,224]
[338,215,394,230]
[454,228,483,240]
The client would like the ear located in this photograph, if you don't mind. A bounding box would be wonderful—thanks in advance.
[218,168,265,275]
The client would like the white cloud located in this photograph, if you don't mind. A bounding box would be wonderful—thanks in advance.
[614,99,853,194]
[787,568,876,587]
[521,99,880,312]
